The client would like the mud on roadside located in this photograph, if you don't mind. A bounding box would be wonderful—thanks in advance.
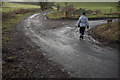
[87,25,119,49]
[2,16,71,79]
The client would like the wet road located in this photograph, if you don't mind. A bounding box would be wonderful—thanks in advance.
[23,12,118,78]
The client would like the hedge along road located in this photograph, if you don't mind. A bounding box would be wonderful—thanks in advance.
[23,11,118,78]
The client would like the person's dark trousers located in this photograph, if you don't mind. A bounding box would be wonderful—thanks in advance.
[79,27,86,35]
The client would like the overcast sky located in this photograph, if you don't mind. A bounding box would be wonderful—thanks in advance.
[2,0,119,2]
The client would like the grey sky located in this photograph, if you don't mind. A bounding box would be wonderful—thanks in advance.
[1,0,119,2]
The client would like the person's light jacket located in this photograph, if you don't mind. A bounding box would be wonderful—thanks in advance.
[77,15,89,27]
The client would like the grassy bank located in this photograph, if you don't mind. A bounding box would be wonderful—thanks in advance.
[2,2,40,47]
[92,22,120,47]
[94,22,119,41]
[46,10,119,19]
[2,12,40,46]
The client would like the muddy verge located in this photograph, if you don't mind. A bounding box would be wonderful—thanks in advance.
[2,16,71,79]
[87,27,119,49]
[46,16,119,21]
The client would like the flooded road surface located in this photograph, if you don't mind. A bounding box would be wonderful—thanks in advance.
[23,12,118,78]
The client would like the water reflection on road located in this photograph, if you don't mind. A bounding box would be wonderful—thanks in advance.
[23,13,118,78]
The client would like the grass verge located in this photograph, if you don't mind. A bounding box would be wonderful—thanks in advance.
[46,10,119,20]
[55,2,118,12]
[2,11,40,48]
[90,21,120,48]
[94,22,119,41]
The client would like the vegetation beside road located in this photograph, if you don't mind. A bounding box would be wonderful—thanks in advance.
[47,2,119,19]
[2,12,40,47]
[89,21,120,48]
[2,2,40,47]
[46,10,119,19]
[94,22,119,42]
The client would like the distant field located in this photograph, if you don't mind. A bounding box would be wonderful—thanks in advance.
[47,2,118,19]
[2,2,40,13]
[2,2,118,13]
[55,2,118,13]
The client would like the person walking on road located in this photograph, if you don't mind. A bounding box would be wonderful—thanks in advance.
[77,11,89,39]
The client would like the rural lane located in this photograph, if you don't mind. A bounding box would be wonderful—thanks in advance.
[22,12,118,78]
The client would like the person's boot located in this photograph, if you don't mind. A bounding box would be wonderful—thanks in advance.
[81,35,83,39]
[79,35,83,39]
[79,35,81,39]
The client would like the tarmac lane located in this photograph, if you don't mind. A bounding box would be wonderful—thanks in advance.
[23,12,118,78]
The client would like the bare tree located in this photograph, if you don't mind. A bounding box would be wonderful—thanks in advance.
[38,2,54,11]
[65,2,67,7]
[57,3,60,10]
[0,2,5,8]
